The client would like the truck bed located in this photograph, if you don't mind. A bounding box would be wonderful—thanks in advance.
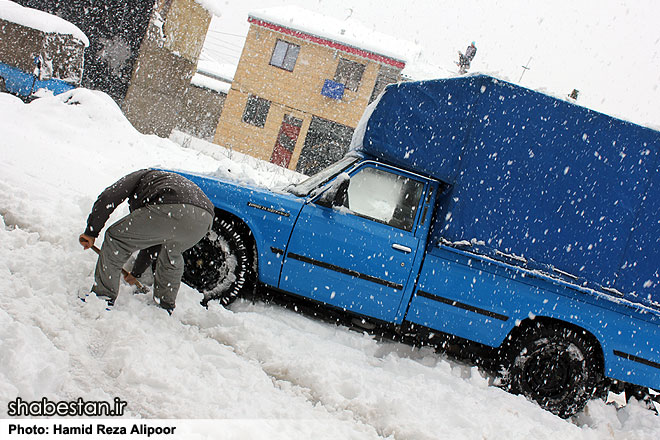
[353,75,660,310]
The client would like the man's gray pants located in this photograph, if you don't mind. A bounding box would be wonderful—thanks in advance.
[93,204,213,307]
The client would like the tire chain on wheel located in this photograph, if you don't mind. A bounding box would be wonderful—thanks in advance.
[182,216,256,307]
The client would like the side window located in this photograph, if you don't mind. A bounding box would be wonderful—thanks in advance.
[270,39,300,71]
[242,95,271,127]
[334,58,365,92]
[342,167,424,231]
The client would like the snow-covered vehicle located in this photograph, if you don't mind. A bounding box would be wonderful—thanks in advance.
[0,1,87,98]
[172,75,660,418]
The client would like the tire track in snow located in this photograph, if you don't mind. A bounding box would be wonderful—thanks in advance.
[165,300,391,437]
[186,301,445,440]
[4,221,659,438]
[182,299,648,440]
[0,220,371,426]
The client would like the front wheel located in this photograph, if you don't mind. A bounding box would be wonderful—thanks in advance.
[504,323,602,418]
[182,217,256,306]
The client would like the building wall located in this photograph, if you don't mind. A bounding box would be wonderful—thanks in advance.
[214,23,400,172]
[122,0,211,137]
[0,18,47,72]
[235,25,382,125]
[176,85,227,142]
[162,0,209,62]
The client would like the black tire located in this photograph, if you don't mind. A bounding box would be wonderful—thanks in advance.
[182,216,256,307]
[504,323,602,418]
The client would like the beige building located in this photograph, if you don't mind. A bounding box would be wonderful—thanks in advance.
[214,7,409,175]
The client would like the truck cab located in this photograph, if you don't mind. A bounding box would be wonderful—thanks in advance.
[281,157,437,323]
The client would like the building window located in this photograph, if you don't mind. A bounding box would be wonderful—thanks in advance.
[369,64,400,103]
[242,95,271,127]
[334,58,365,92]
[270,39,300,71]
[296,116,354,175]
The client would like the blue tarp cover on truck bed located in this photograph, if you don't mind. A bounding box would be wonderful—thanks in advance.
[354,75,660,309]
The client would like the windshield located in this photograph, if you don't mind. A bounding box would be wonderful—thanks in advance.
[286,156,358,196]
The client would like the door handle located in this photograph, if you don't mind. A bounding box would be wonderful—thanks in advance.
[392,243,412,253]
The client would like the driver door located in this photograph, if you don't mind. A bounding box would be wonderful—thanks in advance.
[279,163,427,322]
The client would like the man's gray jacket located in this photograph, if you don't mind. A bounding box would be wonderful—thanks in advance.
[84,169,214,238]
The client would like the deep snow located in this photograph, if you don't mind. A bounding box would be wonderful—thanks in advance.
[1,89,659,439]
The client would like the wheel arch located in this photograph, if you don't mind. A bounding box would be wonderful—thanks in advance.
[501,315,606,377]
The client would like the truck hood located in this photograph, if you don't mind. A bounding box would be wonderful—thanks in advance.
[165,168,306,225]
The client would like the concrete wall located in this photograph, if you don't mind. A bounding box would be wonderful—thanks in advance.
[0,17,85,87]
[176,84,226,142]
[122,0,211,137]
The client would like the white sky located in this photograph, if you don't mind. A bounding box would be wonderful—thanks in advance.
[200,0,660,128]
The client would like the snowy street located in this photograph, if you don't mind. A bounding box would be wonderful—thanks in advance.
[1,89,659,439]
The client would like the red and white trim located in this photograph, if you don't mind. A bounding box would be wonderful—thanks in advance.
[248,17,406,69]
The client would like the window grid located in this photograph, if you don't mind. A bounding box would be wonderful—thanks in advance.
[334,58,365,92]
[242,95,271,128]
[269,39,300,72]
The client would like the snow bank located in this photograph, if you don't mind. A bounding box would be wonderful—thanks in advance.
[169,130,305,189]
[0,0,89,46]
[0,89,658,438]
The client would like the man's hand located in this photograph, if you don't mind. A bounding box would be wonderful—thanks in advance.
[79,234,95,250]
[123,272,138,286]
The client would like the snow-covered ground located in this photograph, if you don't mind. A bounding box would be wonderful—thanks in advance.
[1,89,659,439]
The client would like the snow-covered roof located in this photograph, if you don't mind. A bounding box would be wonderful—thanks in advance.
[0,0,89,46]
[248,6,418,69]
[196,59,236,83]
[194,0,221,17]
[191,72,231,94]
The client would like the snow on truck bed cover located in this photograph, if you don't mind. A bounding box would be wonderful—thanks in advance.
[353,74,660,309]
[0,0,89,46]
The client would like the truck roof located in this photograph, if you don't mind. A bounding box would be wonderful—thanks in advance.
[354,74,660,309]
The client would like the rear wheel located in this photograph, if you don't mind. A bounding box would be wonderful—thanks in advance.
[505,323,602,418]
[182,216,256,306]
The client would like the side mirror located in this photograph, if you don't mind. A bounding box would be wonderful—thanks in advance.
[317,173,350,207]
[333,178,350,207]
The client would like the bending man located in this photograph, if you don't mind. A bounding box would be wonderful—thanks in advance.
[79,169,214,313]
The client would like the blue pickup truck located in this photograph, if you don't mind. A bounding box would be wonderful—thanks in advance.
[174,75,659,418]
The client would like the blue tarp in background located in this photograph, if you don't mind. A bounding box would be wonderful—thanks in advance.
[356,75,660,308]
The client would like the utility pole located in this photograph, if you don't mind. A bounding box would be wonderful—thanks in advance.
[519,57,533,82]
